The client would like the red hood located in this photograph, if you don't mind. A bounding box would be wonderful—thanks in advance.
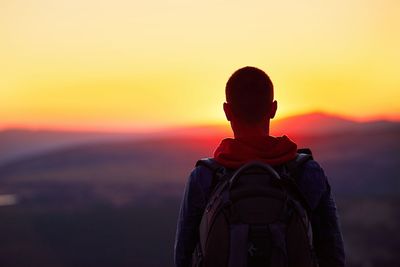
[213,135,297,168]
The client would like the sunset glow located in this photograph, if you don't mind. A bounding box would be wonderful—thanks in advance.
[1,0,399,132]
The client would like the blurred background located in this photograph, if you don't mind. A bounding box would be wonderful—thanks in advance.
[1,0,399,266]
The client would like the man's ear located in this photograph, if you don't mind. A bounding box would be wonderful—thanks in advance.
[269,100,277,119]
[223,102,232,121]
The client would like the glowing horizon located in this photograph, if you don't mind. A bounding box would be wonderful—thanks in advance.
[1,110,398,135]
[1,0,399,132]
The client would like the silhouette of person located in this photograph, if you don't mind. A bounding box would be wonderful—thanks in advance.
[174,67,345,267]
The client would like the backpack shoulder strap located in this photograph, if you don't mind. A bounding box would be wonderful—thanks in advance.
[196,157,221,171]
[297,148,313,156]
[282,149,314,216]
[196,158,228,188]
[286,152,313,174]
[287,148,313,169]
[196,158,225,176]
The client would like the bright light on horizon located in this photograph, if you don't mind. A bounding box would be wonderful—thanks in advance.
[1,0,399,131]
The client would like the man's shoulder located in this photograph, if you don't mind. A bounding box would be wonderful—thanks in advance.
[296,158,329,202]
[301,159,325,173]
[187,160,215,190]
[191,157,326,178]
[188,157,328,191]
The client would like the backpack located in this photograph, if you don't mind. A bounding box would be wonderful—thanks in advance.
[191,151,318,267]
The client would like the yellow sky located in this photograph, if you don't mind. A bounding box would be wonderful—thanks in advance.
[1,0,399,131]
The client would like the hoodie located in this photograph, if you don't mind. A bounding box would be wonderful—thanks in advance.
[214,135,298,168]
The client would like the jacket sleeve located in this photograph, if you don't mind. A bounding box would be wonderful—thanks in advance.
[301,161,346,267]
[174,167,209,267]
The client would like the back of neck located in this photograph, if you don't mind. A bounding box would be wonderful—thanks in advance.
[231,120,270,139]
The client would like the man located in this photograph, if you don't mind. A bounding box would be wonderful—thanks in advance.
[174,66,345,267]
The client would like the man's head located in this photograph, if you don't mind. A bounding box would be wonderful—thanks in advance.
[224,66,277,128]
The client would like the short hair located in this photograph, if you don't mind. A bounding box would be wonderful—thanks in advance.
[225,66,274,124]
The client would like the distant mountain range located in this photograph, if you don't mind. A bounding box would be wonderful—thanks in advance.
[0,129,139,165]
[271,112,399,136]
[1,112,398,165]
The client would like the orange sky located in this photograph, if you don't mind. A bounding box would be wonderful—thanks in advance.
[1,0,399,131]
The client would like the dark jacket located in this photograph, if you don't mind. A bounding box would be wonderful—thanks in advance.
[174,159,345,267]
